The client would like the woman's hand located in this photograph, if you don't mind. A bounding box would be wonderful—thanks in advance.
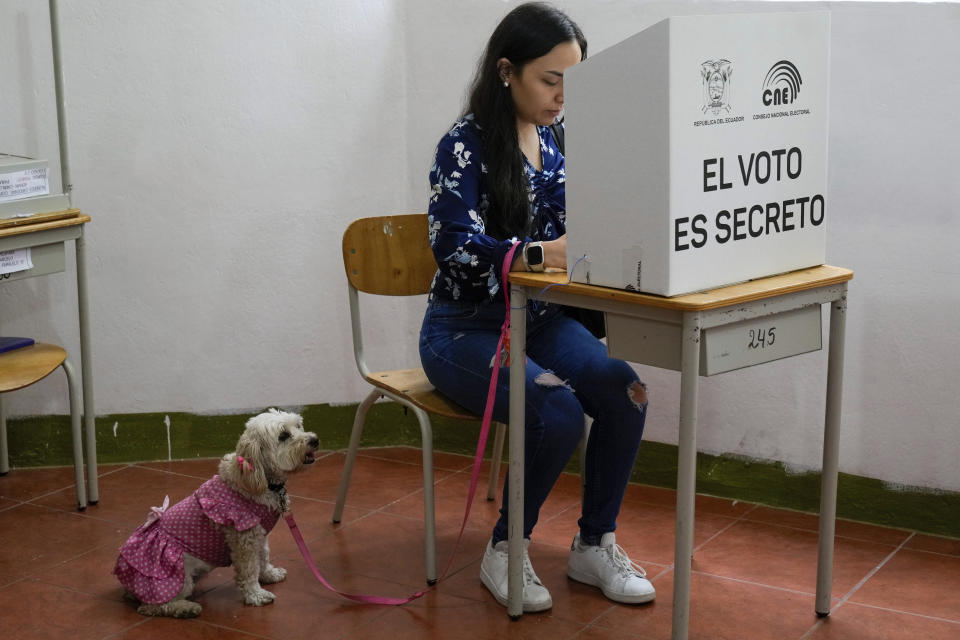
[543,235,567,270]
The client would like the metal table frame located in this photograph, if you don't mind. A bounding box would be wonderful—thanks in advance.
[506,265,852,639]
[0,212,98,503]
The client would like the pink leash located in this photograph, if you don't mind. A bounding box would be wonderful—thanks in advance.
[285,512,428,605]
[286,242,521,605]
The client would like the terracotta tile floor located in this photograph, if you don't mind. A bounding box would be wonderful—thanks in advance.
[1,446,958,640]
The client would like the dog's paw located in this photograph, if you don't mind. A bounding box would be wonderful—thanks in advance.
[260,566,287,584]
[172,602,203,618]
[244,587,276,606]
[137,600,201,618]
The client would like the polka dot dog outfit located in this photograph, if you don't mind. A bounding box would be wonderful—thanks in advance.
[114,474,279,603]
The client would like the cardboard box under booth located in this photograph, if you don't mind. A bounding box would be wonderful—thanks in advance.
[564,11,830,298]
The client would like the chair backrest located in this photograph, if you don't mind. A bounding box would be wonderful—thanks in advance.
[342,214,436,296]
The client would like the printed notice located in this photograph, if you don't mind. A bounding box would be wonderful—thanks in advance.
[0,167,50,203]
[0,248,33,275]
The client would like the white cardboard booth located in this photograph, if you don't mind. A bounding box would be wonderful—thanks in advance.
[565,12,830,297]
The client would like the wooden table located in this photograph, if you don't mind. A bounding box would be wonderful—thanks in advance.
[506,265,853,639]
[0,210,98,503]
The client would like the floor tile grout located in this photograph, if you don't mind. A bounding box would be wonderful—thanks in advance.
[0,576,28,592]
[201,620,277,639]
[100,615,153,640]
[736,516,914,547]
[834,531,917,605]
[688,502,761,560]
[889,544,960,560]
[798,531,918,639]
[19,495,142,527]
[129,462,214,480]
[836,601,960,626]
[692,569,819,598]
[25,574,127,601]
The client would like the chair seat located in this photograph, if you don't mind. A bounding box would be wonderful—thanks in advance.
[366,368,480,421]
[0,343,67,393]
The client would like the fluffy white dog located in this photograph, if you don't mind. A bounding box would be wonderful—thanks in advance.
[114,409,319,618]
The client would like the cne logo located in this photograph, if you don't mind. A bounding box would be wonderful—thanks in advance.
[762,60,802,106]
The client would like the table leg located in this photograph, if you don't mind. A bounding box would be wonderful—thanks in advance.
[61,358,87,509]
[76,228,98,503]
[507,285,527,619]
[0,395,8,474]
[0,310,5,473]
[816,290,847,616]
[672,311,701,640]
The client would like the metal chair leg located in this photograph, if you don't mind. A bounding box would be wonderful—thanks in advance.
[333,388,380,523]
[61,358,87,510]
[410,405,437,584]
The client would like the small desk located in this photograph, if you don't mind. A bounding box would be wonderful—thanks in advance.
[506,265,853,639]
[0,210,98,503]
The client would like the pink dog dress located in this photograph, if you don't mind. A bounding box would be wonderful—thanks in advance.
[114,474,279,603]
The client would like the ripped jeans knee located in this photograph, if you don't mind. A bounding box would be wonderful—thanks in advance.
[534,371,568,388]
[627,380,647,409]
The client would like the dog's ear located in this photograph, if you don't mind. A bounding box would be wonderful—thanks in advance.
[234,431,268,496]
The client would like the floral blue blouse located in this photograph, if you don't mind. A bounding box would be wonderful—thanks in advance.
[427,114,567,303]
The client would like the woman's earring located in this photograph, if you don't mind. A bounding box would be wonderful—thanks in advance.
[503,81,509,88]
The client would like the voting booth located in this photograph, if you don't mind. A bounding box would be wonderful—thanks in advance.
[565,12,830,297]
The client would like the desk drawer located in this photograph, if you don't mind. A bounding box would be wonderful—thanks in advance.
[0,242,65,283]
[701,304,822,375]
[606,304,822,376]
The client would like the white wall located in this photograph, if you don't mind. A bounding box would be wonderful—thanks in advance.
[2,0,415,412]
[2,1,958,493]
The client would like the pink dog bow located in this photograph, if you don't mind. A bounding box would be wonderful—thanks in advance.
[237,456,254,472]
[142,495,170,528]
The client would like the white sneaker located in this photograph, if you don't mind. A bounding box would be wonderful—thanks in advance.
[567,532,656,604]
[479,538,552,612]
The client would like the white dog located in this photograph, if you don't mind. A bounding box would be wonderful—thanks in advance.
[114,409,319,618]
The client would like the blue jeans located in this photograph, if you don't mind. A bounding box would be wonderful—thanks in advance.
[419,299,647,545]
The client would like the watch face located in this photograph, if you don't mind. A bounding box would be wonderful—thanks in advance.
[528,244,545,266]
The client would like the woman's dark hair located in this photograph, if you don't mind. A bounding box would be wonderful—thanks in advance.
[465,2,586,240]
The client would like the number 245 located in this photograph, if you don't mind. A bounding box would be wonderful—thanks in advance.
[748,327,776,349]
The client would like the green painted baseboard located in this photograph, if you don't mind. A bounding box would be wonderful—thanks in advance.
[4,402,958,539]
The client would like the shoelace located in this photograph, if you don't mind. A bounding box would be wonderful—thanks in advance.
[607,543,647,579]
[521,552,545,586]
[496,545,545,587]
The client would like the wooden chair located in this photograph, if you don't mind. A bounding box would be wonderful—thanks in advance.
[333,214,507,584]
[0,343,90,509]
